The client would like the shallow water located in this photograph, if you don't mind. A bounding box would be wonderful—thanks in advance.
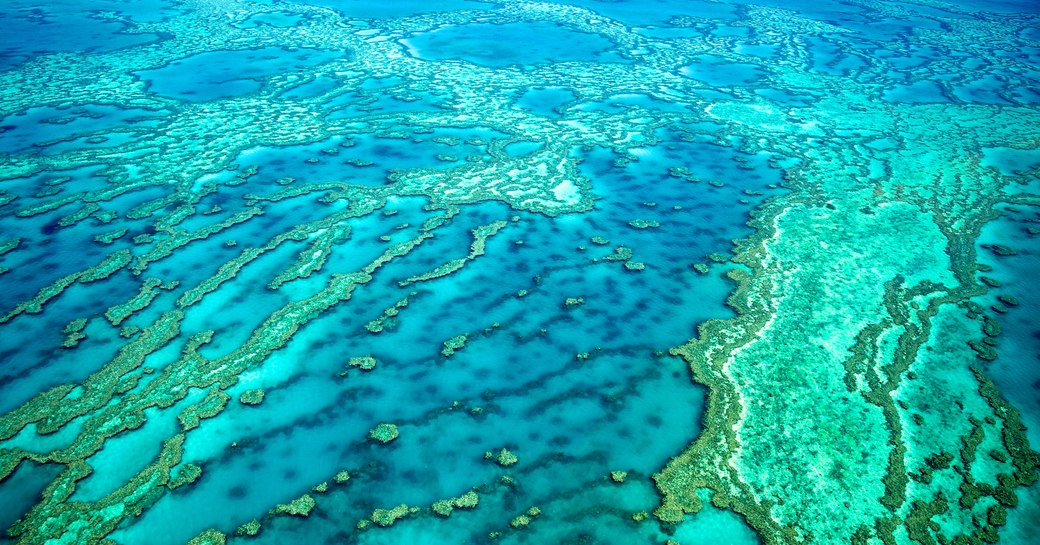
[0,1,1038,545]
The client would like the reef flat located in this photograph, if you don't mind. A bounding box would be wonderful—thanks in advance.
[0,0,1039,544]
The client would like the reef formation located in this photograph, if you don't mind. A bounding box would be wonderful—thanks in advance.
[0,0,1038,544]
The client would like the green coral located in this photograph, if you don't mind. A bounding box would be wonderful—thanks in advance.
[441,334,468,357]
[234,519,261,537]
[371,504,414,527]
[369,423,400,444]
[627,219,660,229]
[186,529,226,545]
[432,499,454,517]
[510,514,531,528]
[238,389,265,406]
[454,490,479,509]
[347,355,377,371]
[169,463,202,490]
[61,318,89,348]
[271,494,316,517]
[488,448,518,467]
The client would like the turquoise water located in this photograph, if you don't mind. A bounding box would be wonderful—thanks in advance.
[136,48,345,102]
[1,1,1039,545]
[403,22,631,67]
[0,1,167,70]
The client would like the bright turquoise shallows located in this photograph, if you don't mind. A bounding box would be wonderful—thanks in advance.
[0,1,1038,544]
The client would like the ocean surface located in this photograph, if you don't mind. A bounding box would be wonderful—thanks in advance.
[0,1,1038,544]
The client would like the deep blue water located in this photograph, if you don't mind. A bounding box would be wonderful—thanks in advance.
[1,1,1038,544]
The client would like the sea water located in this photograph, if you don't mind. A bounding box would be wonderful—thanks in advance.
[0,1,1038,545]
